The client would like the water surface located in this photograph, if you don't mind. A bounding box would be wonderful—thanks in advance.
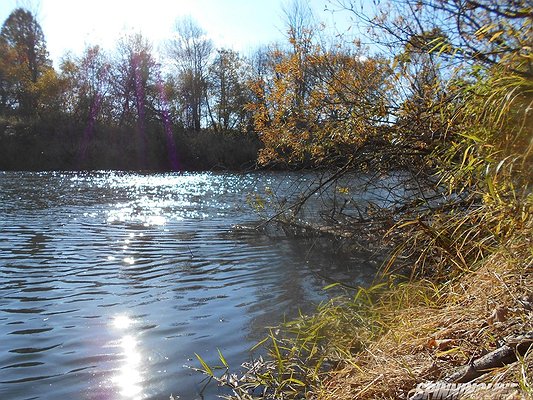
[0,171,379,399]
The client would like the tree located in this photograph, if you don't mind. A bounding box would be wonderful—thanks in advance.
[246,11,393,167]
[282,0,316,117]
[321,0,533,278]
[392,30,447,150]
[332,0,532,77]
[0,33,17,113]
[332,0,532,154]
[107,33,161,167]
[109,33,159,127]
[167,17,213,131]
[60,45,112,124]
[0,7,52,116]
[207,48,250,131]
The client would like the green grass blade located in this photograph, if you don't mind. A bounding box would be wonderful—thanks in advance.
[195,353,213,376]
[217,348,229,368]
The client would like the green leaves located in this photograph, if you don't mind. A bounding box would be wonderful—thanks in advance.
[195,347,230,376]
[217,348,229,368]
[194,353,213,376]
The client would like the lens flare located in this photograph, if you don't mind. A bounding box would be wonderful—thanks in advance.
[156,69,181,171]
[133,54,148,169]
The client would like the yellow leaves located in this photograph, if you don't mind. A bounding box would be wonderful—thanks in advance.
[425,335,464,360]
[33,67,67,113]
[475,23,515,46]
[35,68,60,89]
[247,79,265,97]
[489,31,504,43]
[247,39,391,167]
[426,337,458,351]
[475,24,497,41]
[337,186,350,195]
[257,148,276,165]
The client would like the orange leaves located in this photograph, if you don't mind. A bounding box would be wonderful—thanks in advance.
[427,337,458,351]
[247,39,393,167]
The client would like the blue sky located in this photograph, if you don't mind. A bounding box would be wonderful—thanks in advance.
[0,0,354,64]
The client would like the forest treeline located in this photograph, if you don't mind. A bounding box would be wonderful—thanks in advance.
[0,1,483,172]
[0,0,531,179]
[0,10,265,170]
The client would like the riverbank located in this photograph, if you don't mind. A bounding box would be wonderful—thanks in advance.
[201,208,532,399]
[320,233,532,399]
[0,119,262,171]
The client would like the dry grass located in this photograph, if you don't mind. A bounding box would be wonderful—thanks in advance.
[319,231,533,399]
[196,209,533,400]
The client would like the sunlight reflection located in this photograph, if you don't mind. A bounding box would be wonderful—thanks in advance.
[146,215,166,226]
[106,203,168,226]
[112,334,143,398]
[123,257,135,265]
[112,314,134,330]
[110,316,144,398]
[102,174,221,223]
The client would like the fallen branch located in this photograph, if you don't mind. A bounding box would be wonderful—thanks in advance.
[255,161,353,230]
[407,334,532,399]
[445,333,533,383]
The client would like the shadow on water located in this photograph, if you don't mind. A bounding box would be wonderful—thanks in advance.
[0,171,384,400]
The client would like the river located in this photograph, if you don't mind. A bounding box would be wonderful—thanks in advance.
[0,171,381,399]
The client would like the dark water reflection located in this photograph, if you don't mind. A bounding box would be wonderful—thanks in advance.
[0,171,380,400]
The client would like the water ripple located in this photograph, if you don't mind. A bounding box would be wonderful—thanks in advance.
[0,171,381,400]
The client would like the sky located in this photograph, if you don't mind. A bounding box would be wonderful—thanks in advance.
[0,0,354,65]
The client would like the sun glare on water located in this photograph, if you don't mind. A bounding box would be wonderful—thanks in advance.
[113,315,134,330]
[111,315,144,398]
[113,334,143,398]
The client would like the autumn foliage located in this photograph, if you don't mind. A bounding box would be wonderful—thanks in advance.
[247,30,393,167]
